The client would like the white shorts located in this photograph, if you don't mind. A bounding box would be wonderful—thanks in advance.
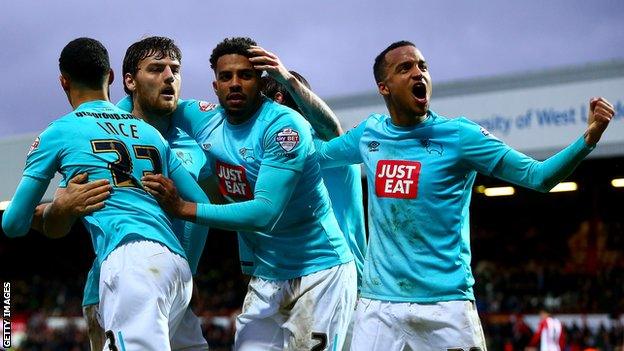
[170,308,209,350]
[82,303,207,351]
[99,240,193,351]
[235,262,357,351]
[350,298,487,351]
[341,300,357,351]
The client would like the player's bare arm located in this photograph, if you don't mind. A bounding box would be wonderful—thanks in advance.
[43,173,112,238]
[248,45,343,140]
[584,97,615,145]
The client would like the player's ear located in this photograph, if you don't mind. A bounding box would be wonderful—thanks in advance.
[124,72,136,93]
[107,69,115,86]
[212,80,217,94]
[377,81,390,97]
[59,74,70,92]
[274,92,284,104]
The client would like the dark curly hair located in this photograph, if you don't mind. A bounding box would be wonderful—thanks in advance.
[261,71,310,113]
[373,40,415,83]
[122,36,182,96]
[59,37,110,90]
[209,37,257,71]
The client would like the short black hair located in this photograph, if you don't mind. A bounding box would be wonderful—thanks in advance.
[373,40,416,83]
[59,37,110,90]
[122,36,182,95]
[209,37,257,71]
[261,71,310,112]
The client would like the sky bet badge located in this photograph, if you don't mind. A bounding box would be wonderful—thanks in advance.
[276,128,300,152]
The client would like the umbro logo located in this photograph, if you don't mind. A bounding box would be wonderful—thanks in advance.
[201,143,212,151]
[368,141,380,152]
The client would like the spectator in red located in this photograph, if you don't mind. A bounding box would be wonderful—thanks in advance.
[528,309,566,351]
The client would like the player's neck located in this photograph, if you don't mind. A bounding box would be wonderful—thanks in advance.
[132,104,172,134]
[389,107,428,127]
[69,89,109,110]
[225,97,264,125]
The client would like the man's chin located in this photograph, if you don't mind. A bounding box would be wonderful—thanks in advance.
[156,100,177,113]
[413,103,428,117]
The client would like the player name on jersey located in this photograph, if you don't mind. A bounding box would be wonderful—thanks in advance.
[375,160,421,199]
[216,160,253,199]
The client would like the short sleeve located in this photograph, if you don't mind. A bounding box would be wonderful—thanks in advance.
[261,111,312,172]
[23,123,64,181]
[459,118,512,175]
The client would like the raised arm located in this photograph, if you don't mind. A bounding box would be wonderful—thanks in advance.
[248,46,343,140]
[491,97,615,192]
[460,97,615,192]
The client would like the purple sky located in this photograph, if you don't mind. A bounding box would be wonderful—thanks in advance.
[1,0,623,137]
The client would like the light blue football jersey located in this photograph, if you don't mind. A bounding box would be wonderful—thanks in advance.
[81,113,211,306]
[165,127,211,274]
[172,97,353,280]
[314,138,366,288]
[82,260,100,306]
[319,111,514,303]
[25,100,187,267]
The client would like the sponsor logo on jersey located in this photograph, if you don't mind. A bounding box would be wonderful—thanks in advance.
[27,137,40,156]
[198,101,217,112]
[368,141,380,152]
[275,128,299,152]
[216,160,252,199]
[419,139,443,155]
[375,160,421,199]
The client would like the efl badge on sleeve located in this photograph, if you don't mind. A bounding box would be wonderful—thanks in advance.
[28,136,40,156]
[198,101,216,112]
[276,128,300,152]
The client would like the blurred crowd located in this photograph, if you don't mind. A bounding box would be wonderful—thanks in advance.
[2,215,622,350]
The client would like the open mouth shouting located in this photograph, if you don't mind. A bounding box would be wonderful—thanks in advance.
[412,82,428,106]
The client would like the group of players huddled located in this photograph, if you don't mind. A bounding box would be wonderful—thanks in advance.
[2,36,615,351]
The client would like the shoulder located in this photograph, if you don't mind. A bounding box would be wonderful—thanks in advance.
[177,98,221,118]
[455,116,496,138]
[260,99,311,130]
[41,113,76,137]
[260,99,305,121]
[366,112,388,125]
